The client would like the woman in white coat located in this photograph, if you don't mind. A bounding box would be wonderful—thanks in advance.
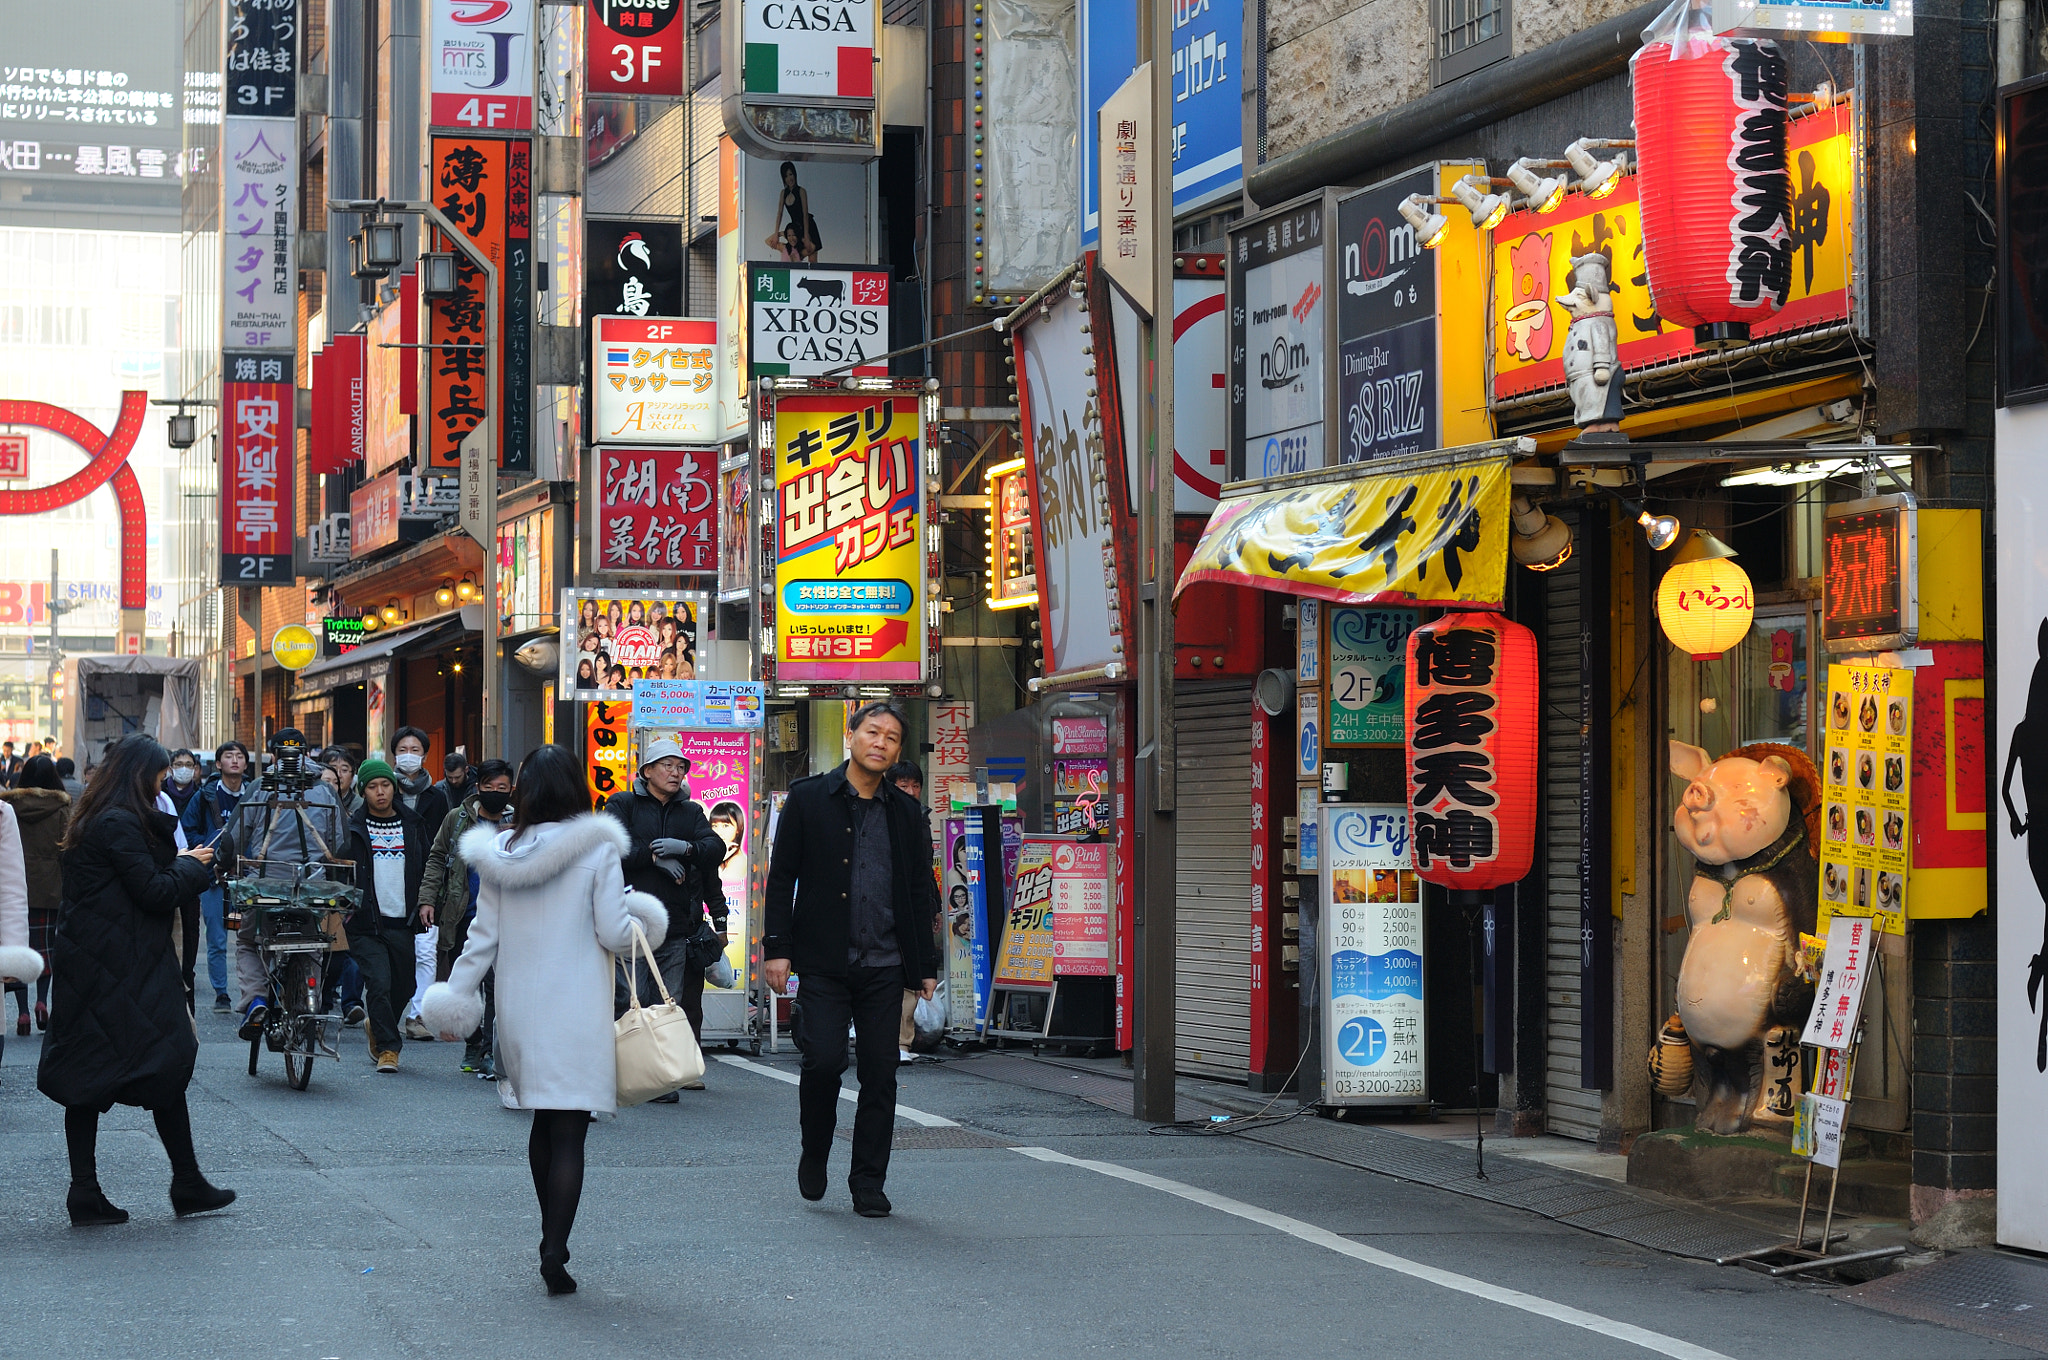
[0,798,44,1061]
[420,745,665,1295]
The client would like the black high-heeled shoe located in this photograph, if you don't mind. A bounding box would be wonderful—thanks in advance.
[539,1250,577,1295]
[67,1183,129,1227]
[14,1011,27,1036]
[34,1001,47,1031]
[170,1177,237,1217]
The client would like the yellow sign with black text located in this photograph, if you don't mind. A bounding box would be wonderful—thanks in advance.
[1818,663,1912,933]
[1175,459,1509,606]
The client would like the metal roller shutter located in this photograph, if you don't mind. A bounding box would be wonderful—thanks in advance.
[1174,681,1255,1080]
[1543,521,1601,1141]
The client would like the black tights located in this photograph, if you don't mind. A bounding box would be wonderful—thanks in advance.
[527,1109,589,1261]
[65,1098,201,1188]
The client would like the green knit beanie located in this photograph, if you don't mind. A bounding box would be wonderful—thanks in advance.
[357,758,397,790]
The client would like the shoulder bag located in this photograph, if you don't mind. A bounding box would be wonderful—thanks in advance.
[614,919,705,1105]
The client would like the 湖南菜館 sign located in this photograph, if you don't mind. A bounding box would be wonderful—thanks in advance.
[770,390,928,683]
[749,264,889,377]
[592,316,719,444]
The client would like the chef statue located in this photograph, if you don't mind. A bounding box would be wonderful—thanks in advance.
[1557,252,1623,434]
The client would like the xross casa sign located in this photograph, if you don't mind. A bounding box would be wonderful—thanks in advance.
[749,263,888,377]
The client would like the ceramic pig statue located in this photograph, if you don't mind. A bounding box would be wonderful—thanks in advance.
[1667,741,1820,1135]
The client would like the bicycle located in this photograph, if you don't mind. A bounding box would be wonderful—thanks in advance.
[227,861,358,1091]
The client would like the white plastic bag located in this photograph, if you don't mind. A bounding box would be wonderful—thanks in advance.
[913,981,947,1048]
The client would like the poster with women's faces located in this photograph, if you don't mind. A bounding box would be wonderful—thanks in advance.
[560,588,708,701]
[1820,663,1912,932]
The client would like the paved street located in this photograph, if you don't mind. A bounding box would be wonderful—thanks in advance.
[0,1012,2035,1360]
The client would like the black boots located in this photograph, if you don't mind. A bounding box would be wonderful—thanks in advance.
[170,1177,237,1217]
[66,1183,129,1227]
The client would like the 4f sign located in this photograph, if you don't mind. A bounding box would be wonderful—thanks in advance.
[588,0,685,97]
[431,0,536,130]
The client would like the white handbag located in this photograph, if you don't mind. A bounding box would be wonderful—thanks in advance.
[613,920,706,1106]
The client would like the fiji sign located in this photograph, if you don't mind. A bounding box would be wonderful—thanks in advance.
[1491,103,1854,400]
[749,263,889,377]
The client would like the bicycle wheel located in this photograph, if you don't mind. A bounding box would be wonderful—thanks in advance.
[284,1046,313,1091]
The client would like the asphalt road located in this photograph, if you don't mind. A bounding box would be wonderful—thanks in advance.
[0,1012,2035,1360]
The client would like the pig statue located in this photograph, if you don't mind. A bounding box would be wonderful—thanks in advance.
[1667,740,1821,1135]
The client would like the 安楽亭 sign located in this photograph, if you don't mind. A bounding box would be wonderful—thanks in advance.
[1321,804,1427,1103]
[220,373,294,584]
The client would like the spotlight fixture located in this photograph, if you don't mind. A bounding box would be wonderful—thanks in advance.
[452,660,463,674]
[1509,496,1574,571]
[1564,139,1631,201]
[1588,483,1681,551]
[1505,159,1569,214]
[1448,175,1509,231]
[1397,194,1451,250]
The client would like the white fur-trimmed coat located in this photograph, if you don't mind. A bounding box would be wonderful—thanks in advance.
[0,798,41,984]
[419,814,664,1113]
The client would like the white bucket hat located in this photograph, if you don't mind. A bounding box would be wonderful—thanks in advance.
[639,737,691,771]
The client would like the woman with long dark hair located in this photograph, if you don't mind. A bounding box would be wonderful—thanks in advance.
[36,734,233,1226]
[2,754,70,1033]
[766,161,821,264]
[421,744,664,1294]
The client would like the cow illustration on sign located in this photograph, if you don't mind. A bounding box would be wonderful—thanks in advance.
[2001,618,2048,1071]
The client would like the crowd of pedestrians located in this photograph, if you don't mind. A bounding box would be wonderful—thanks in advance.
[3,707,944,1295]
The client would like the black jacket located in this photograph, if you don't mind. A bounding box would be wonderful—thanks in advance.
[36,807,213,1112]
[342,804,428,935]
[602,781,728,935]
[764,762,939,985]
[396,769,450,840]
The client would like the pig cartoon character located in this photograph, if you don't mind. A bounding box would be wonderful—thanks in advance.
[1668,740,1820,1135]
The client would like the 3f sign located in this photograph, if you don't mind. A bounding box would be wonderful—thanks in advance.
[609,42,663,83]
[235,86,290,109]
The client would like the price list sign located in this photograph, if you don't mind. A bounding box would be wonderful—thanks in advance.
[1819,663,1911,932]
[1321,804,1426,1103]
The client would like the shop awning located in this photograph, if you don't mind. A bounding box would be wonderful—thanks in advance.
[292,608,477,695]
[1174,453,1513,607]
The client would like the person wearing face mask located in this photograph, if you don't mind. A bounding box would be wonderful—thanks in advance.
[181,742,251,1013]
[388,728,450,1041]
[420,758,515,1076]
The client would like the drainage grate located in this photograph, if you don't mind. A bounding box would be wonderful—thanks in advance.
[1841,1250,2048,1353]
[838,1124,1016,1150]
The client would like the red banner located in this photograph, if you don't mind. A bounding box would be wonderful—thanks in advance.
[593,446,719,574]
[220,379,295,584]
[312,333,367,476]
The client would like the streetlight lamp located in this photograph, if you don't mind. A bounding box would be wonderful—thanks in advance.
[329,196,503,761]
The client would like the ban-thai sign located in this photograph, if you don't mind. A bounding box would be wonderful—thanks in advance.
[770,390,927,682]
[220,370,294,584]
[1176,459,1510,607]
[749,264,889,377]
[592,445,718,574]
[592,316,718,444]
[425,135,532,472]
[429,0,534,131]
[221,116,297,356]
[1491,102,1854,400]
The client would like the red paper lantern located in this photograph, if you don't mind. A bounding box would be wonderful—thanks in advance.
[1632,25,1790,347]
[1403,612,1538,892]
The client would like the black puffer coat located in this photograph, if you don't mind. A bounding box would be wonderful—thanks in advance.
[36,807,213,1112]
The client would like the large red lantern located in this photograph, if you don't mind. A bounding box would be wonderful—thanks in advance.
[1403,611,1538,892]
[1631,1,1790,348]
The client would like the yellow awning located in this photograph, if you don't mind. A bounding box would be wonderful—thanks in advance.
[1175,457,1510,607]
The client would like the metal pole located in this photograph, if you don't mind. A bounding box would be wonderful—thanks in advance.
[327,198,501,760]
[46,550,58,738]
[1129,0,1178,1122]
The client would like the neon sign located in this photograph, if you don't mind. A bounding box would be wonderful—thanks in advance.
[1823,494,1917,653]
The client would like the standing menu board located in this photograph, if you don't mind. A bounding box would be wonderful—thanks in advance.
[1819,663,1912,932]
[1320,804,1426,1103]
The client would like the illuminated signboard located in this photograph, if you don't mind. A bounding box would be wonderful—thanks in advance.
[984,457,1037,611]
[1823,494,1917,653]
[322,616,367,658]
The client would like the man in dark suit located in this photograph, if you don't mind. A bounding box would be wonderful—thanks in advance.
[764,700,939,1218]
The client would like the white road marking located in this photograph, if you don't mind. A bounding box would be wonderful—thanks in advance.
[1011,1146,1739,1360]
[716,1054,959,1127]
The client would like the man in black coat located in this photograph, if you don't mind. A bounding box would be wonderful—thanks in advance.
[341,760,428,1073]
[602,738,727,1070]
[764,701,939,1218]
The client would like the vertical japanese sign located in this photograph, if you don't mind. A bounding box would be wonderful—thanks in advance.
[429,0,535,131]
[592,446,718,574]
[427,136,532,472]
[221,116,297,355]
[586,0,687,97]
[219,371,295,584]
[1820,663,1912,932]
[1336,167,1440,464]
[1800,913,1875,1049]
[1097,67,1152,314]
[1230,197,1326,479]
[678,730,752,988]
[1328,608,1417,744]
[717,462,754,603]
[584,698,632,809]
[1050,839,1112,976]
[225,0,297,116]
[928,700,975,826]
[944,817,994,1027]
[591,316,718,443]
[1321,805,1426,1103]
[311,334,367,476]
[717,138,749,440]
[770,391,926,682]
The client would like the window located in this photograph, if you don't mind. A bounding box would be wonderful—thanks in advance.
[1435,0,1510,85]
